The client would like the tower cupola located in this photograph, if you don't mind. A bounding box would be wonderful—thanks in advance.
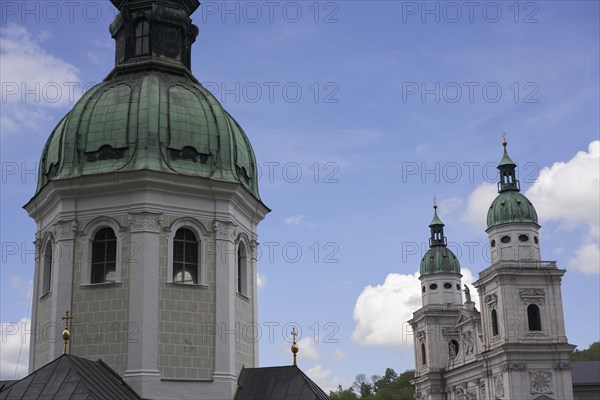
[486,137,541,263]
[419,201,463,307]
[420,200,461,276]
[497,136,520,192]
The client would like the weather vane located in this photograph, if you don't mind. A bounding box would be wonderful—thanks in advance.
[502,131,507,146]
[433,196,438,209]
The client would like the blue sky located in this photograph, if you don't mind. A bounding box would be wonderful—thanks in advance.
[1,0,599,391]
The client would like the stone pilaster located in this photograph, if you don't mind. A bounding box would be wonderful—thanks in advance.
[124,213,163,397]
[49,220,77,359]
[212,220,237,395]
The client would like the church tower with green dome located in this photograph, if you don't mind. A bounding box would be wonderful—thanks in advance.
[486,138,541,264]
[409,202,467,399]
[24,1,269,399]
[419,201,463,307]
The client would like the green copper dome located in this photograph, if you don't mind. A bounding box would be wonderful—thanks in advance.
[487,191,538,228]
[486,140,538,229]
[420,246,461,276]
[420,203,461,276]
[35,0,260,200]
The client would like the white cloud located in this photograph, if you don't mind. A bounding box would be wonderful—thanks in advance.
[352,269,479,349]
[525,141,599,230]
[330,348,347,361]
[569,240,600,275]
[257,273,267,290]
[461,182,498,231]
[0,318,30,380]
[352,272,421,348]
[306,364,352,394]
[439,196,464,216]
[284,215,316,228]
[0,23,80,133]
[285,215,306,225]
[297,337,320,361]
[525,141,600,274]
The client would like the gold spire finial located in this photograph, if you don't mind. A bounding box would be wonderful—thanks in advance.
[433,196,438,209]
[61,311,73,355]
[502,131,507,147]
[291,327,299,366]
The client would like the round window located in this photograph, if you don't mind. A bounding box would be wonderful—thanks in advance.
[429,283,438,290]
[444,283,452,289]
[491,239,496,247]
[519,234,529,242]
[501,236,511,244]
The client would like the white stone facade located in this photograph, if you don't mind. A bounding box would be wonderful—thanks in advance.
[25,170,269,400]
[409,211,575,400]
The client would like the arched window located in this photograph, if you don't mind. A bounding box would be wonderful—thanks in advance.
[42,242,53,294]
[527,304,542,331]
[491,309,499,336]
[135,20,150,56]
[237,242,248,296]
[173,228,198,284]
[421,343,427,366]
[91,228,117,284]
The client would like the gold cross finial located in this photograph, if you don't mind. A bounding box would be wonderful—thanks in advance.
[291,327,299,366]
[61,311,73,355]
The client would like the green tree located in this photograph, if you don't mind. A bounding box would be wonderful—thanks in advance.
[329,385,359,400]
[570,341,600,361]
[352,373,373,398]
[331,368,415,400]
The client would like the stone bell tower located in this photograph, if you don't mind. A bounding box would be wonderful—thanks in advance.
[24,1,269,399]
[472,138,575,400]
[409,201,464,400]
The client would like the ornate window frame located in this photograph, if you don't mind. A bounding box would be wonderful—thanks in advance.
[165,218,208,286]
[80,217,125,286]
[520,288,546,335]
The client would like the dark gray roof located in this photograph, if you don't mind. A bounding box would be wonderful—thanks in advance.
[0,383,17,392]
[235,366,330,400]
[572,361,600,386]
[0,354,140,400]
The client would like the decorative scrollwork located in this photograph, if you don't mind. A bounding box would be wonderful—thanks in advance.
[128,214,163,233]
[213,220,237,241]
[53,220,77,240]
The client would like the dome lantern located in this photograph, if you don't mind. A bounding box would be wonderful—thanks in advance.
[486,136,538,230]
[420,201,461,277]
[109,0,200,74]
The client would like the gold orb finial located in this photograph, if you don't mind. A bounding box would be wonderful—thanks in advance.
[433,196,438,209]
[502,131,507,147]
[291,327,299,366]
[61,311,73,355]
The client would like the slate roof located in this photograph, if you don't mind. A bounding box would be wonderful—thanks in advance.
[235,366,330,400]
[572,361,600,386]
[0,354,140,400]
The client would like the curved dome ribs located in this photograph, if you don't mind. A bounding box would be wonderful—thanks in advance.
[34,0,261,200]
